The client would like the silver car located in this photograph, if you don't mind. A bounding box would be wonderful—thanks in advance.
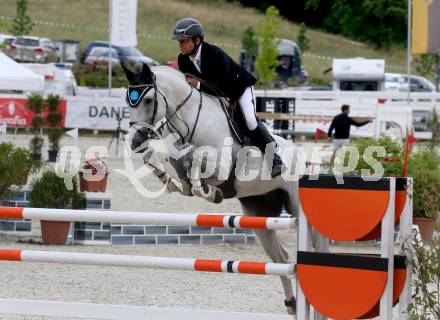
[5,36,57,63]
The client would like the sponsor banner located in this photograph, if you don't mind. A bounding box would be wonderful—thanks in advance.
[0,97,67,127]
[64,96,130,130]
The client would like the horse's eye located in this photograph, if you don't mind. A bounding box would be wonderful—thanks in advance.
[144,97,153,105]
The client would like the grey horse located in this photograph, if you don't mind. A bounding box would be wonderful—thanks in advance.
[122,63,300,314]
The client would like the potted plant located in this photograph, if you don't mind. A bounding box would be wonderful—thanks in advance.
[403,230,439,319]
[30,170,83,245]
[406,150,440,244]
[79,157,109,192]
[45,94,64,162]
[11,144,43,186]
[27,94,45,161]
[0,142,42,200]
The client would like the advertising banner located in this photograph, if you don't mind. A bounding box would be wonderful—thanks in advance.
[0,97,67,127]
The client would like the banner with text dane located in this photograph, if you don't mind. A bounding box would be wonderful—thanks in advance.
[110,0,138,47]
[65,96,130,130]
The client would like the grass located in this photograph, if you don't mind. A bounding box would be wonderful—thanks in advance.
[0,0,408,85]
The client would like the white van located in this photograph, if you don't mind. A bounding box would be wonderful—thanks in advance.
[332,58,385,91]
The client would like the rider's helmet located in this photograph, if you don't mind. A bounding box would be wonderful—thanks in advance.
[172,18,205,40]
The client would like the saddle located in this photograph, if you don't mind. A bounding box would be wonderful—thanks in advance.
[185,73,246,145]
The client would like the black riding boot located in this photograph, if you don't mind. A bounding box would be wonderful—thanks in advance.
[248,122,283,177]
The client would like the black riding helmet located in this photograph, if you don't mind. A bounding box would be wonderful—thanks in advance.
[172,18,205,40]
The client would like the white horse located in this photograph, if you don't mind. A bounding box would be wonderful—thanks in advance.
[122,63,300,314]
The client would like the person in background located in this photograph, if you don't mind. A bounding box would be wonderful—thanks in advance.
[327,104,372,165]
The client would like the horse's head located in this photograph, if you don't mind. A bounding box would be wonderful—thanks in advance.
[122,62,167,153]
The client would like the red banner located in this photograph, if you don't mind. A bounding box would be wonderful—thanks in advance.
[0,97,67,128]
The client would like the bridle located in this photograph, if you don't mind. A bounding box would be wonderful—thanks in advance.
[126,73,199,142]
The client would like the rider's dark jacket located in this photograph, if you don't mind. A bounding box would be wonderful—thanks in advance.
[178,41,257,102]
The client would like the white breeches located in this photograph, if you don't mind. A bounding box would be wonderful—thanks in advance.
[238,86,258,131]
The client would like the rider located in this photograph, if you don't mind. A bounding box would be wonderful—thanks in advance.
[172,18,283,177]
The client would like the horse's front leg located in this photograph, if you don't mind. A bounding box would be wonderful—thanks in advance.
[183,151,224,203]
[143,151,193,196]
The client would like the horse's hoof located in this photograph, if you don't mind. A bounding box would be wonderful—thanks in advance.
[213,189,223,204]
[286,306,296,315]
[285,297,296,315]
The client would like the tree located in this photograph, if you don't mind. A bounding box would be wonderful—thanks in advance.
[242,27,258,57]
[414,54,437,78]
[241,27,258,72]
[297,22,310,52]
[305,0,407,48]
[9,0,34,36]
[256,6,281,88]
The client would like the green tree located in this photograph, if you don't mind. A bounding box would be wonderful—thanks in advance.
[305,0,407,48]
[241,27,258,72]
[256,5,281,87]
[9,0,34,36]
[242,26,258,57]
[414,54,437,78]
[297,22,310,52]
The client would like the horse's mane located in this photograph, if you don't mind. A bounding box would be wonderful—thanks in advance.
[152,65,187,82]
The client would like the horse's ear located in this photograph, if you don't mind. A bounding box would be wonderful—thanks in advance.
[121,60,135,83]
[141,63,153,83]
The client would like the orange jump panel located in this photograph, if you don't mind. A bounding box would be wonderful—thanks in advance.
[360,178,407,241]
[297,251,388,320]
[358,255,407,319]
[299,175,391,241]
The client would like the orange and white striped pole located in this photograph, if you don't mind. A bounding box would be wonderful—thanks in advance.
[0,249,294,276]
[0,207,294,230]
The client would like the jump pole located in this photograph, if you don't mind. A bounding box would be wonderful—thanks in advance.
[0,248,295,277]
[0,207,295,230]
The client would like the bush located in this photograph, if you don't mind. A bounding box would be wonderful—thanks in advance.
[403,231,440,319]
[0,142,42,199]
[73,64,127,88]
[347,138,440,219]
[347,136,404,176]
[407,150,440,219]
[30,170,83,209]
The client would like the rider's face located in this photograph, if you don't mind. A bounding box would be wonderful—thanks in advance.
[178,38,198,56]
[178,38,194,55]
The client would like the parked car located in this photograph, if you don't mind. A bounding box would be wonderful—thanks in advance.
[84,47,120,70]
[0,34,15,49]
[5,36,57,63]
[81,41,159,66]
[385,73,436,92]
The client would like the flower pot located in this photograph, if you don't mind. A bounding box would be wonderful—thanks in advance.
[30,153,41,161]
[413,217,436,244]
[40,220,71,245]
[79,171,109,192]
[48,150,58,162]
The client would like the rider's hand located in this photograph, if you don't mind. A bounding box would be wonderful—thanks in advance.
[327,137,332,142]
[186,76,199,88]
